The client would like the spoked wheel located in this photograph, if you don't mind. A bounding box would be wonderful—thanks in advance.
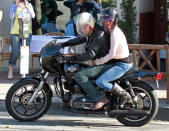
[5,79,52,121]
[116,81,158,126]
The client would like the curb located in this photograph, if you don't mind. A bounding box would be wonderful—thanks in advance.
[0,100,5,111]
[155,107,169,121]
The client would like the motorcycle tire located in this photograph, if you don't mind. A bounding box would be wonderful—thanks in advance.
[5,79,52,122]
[116,81,158,127]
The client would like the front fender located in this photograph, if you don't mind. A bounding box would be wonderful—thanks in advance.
[18,77,53,97]
[19,77,40,83]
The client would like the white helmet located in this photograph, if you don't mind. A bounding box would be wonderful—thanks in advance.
[76,12,95,36]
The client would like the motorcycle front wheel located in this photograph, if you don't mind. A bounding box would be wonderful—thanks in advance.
[116,81,158,127]
[5,79,52,121]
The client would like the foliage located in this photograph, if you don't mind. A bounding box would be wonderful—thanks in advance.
[102,0,116,8]
[35,0,43,35]
[118,0,138,43]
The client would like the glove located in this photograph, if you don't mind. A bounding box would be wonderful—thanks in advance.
[57,43,66,54]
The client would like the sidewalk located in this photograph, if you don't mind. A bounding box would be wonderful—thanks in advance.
[0,71,169,121]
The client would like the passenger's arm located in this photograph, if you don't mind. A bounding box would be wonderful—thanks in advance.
[95,34,119,65]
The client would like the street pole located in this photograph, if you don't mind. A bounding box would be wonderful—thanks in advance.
[21,38,27,78]
[18,11,30,78]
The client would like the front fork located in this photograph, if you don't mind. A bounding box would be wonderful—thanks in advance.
[27,70,49,105]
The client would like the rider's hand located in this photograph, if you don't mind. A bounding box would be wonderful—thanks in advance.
[57,42,65,54]
[19,2,26,9]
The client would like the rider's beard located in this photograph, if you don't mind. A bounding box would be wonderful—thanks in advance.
[105,24,115,33]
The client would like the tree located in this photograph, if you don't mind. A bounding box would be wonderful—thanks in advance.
[102,0,116,8]
[31,0,42,35]
[118,0,138,43]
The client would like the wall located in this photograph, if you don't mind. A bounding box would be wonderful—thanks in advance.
[139,0,154,13]
[56,1,70,31]
[0,0,11,37]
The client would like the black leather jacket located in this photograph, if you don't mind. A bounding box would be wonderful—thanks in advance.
[62,24,110,62]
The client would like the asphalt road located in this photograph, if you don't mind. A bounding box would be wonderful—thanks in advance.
[1,102,169,131]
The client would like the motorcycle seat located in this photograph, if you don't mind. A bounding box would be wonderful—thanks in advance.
[123,67,138,76]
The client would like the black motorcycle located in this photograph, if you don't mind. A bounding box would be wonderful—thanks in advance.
[5,40,161,126]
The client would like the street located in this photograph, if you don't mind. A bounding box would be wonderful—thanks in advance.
[1,102,169,131]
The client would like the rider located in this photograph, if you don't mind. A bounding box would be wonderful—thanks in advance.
[60,12,113,106]
[92,7,133,109]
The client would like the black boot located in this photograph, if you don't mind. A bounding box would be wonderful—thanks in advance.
[112,83,132,108]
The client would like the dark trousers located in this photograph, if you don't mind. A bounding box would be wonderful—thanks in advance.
[74,64,112,102]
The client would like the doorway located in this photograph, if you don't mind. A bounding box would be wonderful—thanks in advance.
[139,0,167,45]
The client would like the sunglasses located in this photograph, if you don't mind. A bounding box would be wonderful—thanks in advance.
[101,16,115,23]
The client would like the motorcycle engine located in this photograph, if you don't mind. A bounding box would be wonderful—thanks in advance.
[63,92,94,110]
[62,63,94,110]
[70,93,95,110]
[62,63,82,92]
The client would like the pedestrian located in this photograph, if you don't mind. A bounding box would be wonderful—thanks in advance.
[8,0,35,79]
[89,0,102,23]
[70,0,83,35]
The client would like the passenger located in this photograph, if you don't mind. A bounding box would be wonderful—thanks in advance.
[92,7,133,109]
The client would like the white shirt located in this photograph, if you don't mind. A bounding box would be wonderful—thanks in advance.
[95,25,129,65]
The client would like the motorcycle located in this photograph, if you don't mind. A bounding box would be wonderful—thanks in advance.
[5,40,161,126]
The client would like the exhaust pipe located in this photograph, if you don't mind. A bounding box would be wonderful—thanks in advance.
[108,110,150,117]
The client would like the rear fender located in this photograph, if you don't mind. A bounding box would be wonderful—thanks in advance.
[133,70,159,79]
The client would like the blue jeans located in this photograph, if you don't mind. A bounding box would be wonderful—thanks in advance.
[96,62,133,90]
[9,34,32,66]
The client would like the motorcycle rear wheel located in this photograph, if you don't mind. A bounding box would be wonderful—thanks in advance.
[116,81,158,126]
[5,79,52,121]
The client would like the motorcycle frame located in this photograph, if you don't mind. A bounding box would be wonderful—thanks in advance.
[26,62,160,107]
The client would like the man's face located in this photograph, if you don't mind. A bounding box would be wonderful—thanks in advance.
[79,24,91,36]
[103,21,115,32]
[101,15,116,32]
